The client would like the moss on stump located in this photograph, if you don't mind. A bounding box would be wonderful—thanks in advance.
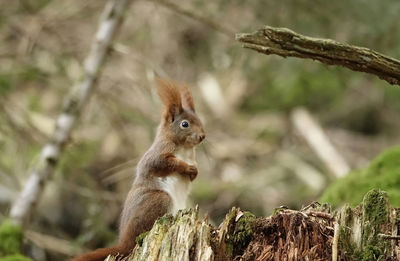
[320,146,400,207]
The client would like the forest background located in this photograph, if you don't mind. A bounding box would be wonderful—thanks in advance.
[0,0,400,260]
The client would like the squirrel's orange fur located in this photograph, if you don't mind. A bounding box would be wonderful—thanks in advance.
[71,79,205,261]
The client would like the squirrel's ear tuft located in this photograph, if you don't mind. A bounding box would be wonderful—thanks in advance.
[157,78,183,122]
[179,84,196,112]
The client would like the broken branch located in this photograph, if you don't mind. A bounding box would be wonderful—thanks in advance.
[236,26,400,86]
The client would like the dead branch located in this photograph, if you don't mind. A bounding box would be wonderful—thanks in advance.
[236,26,400,86]
[9,0,133,226]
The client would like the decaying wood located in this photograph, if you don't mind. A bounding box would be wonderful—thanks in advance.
[236,26,400,86]
[332,222,339,261]
[103,189,400,261]
[9,0,133,226]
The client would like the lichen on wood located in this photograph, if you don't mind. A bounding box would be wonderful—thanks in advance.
[103,192,400,260]
[127,208,214,261]
[236,26,400,86]
[335,189,399,260]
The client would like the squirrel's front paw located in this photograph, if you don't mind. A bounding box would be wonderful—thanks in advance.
[184,165,198,181]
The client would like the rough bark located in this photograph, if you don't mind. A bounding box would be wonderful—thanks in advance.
[105,190,400,261]
[9,0,133,226]
[236,26,400,86]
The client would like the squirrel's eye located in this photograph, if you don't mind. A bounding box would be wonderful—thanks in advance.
[180,120,190,129]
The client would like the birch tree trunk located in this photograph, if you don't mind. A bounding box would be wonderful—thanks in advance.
[105,190,399,261]
[10,0,133,226]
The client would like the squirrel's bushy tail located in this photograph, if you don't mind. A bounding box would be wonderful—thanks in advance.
[71,244,131,261]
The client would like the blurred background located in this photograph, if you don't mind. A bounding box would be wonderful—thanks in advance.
[1,0,400,260]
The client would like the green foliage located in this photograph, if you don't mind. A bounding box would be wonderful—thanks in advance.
[191,179,218,203]
[18,66,45,82]
[59,141,100,175]
[61,141,116,246]
[0,220,32,260]
[27,94,42,112]
[243,62,346,112]
[17,0,53,14]
[0,75,12,95]
[0,66,46,96]
[384,86,400,112]
[0,221,23,256]
[320,147,400,208]
[0,255,32,261]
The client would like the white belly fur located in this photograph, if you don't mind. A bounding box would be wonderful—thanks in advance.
[159,148,196,215]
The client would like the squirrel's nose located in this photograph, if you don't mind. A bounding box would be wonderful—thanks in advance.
[199,134,205,142]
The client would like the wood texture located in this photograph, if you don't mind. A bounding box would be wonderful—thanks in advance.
[236,26,400,86]
[105,190,400,260]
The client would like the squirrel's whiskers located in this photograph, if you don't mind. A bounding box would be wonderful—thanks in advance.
[72,79,205,261]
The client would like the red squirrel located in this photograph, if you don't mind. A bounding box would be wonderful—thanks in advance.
[72,79,205,261]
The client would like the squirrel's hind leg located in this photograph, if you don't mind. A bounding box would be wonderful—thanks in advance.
[118,190,172,251]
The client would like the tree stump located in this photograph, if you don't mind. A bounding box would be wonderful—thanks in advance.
[104,189,400,261]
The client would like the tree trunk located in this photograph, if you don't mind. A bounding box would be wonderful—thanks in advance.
[9,0,133,227]
[104,189,400,261]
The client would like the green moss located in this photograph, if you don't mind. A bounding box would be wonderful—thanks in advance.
[225,210,255,257]
[232,212,255,255]
[360,245,383,261]
[155,214,173,226]
[225,242,233,257]
[320,146,400,208]
[362,189,388,226]
[334,191,391,260]
[221,208,237,257]
[0,254,32,261]
[0,221,32,261]
[338,226,359,258]
[359,190,389,260]
[135,231,149,247]
[0,220,23,256]
[366,149,400,177]
[272,207,281,215]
